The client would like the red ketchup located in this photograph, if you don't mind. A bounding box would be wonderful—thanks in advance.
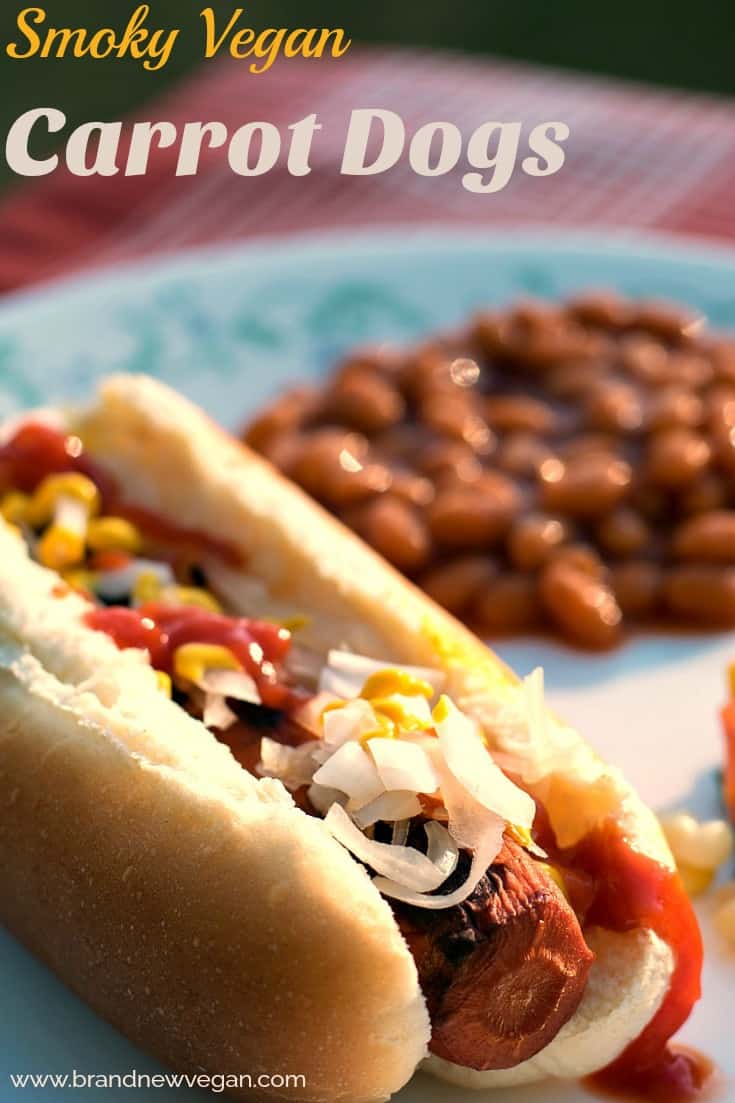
[117,505,242,567]
[86,604,294,709]
[84,607,170,669]
[527,799,708,1102]
[0,421,241,566]
[570,823,707,1102]
[0,421,116,503]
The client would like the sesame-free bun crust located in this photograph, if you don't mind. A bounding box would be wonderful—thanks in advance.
[0,375,681,1098]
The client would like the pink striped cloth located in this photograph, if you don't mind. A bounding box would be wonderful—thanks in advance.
[1,47,735,291]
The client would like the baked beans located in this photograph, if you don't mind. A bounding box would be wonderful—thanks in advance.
[319,367,405,434]
[244,292,735,648]
[426,474,520,549]
[611,562,662,618]
[672,511,735,563]
[539,453,632,517]
[540,560,622,649]
[507,514,569,571]
[418,555,498,616]
[345,494,431,572]
[247,385,318,455]
[476,573,540,634]
[596,509,651,558]
[663,566,735,625]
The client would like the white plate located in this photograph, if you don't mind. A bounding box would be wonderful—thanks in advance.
[1,229,734,1101]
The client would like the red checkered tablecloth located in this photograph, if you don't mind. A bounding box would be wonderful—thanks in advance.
[1,47,735,291]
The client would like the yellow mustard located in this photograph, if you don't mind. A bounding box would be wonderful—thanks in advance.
[156,670,173,697]
[507,823,534,850]
[538,862,569,901]
[361,668,434,701]
[132,570,163,605]
[87,516,142,554]
[367,696,432,732]
[159,585,222,613]
[60,568,97,594]
[37,526,86,571]
[28,473,100,527]
[173,643,242,685]
[0,491,31,525]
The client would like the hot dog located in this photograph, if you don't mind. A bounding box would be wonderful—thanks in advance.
[394,832,594,1069]
[0,376,702,1101]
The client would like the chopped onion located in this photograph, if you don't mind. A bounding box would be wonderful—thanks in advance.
[523,836,548,860]
[55,495,89,537]
[367,738,440,794]
[515,667,596,785]
[324,804,449,892]
[307,782,347,816]
[434,696,535,829]
[512,666,561,782]
[203,693,238,730]
[199,668,261,704]
[374,751,506,909]
[459,667,599,789]
[257,738,317,789]
[96,559,175,602]
[374,770,505,910]
[391,819,411,846]
[319,649,444,700]
[352,790,423,829]
[379,692,433,729]
[372,832,500,910]
[291,691,339,737]
[321,698,380,748]
[424,820,459,881]
[439,757,506,856]
[312,740,384,808]
[197,669,261,730]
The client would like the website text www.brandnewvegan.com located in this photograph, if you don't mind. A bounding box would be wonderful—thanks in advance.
[9,1070,307,1093]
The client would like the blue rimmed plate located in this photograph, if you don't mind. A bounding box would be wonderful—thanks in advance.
[0,228,733,1101]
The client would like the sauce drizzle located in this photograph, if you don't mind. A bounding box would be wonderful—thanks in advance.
[0,421,242,566]
[86,603,295,710]
[571,824,707,1101]
[587,1045,716,1103]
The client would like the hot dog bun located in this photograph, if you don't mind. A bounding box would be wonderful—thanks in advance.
[0,375,680,1099]
[0,532,429,1103]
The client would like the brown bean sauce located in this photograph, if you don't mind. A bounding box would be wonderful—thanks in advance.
[244,292,735,649]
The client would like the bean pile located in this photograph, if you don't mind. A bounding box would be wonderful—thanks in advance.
[244,293,735,648]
